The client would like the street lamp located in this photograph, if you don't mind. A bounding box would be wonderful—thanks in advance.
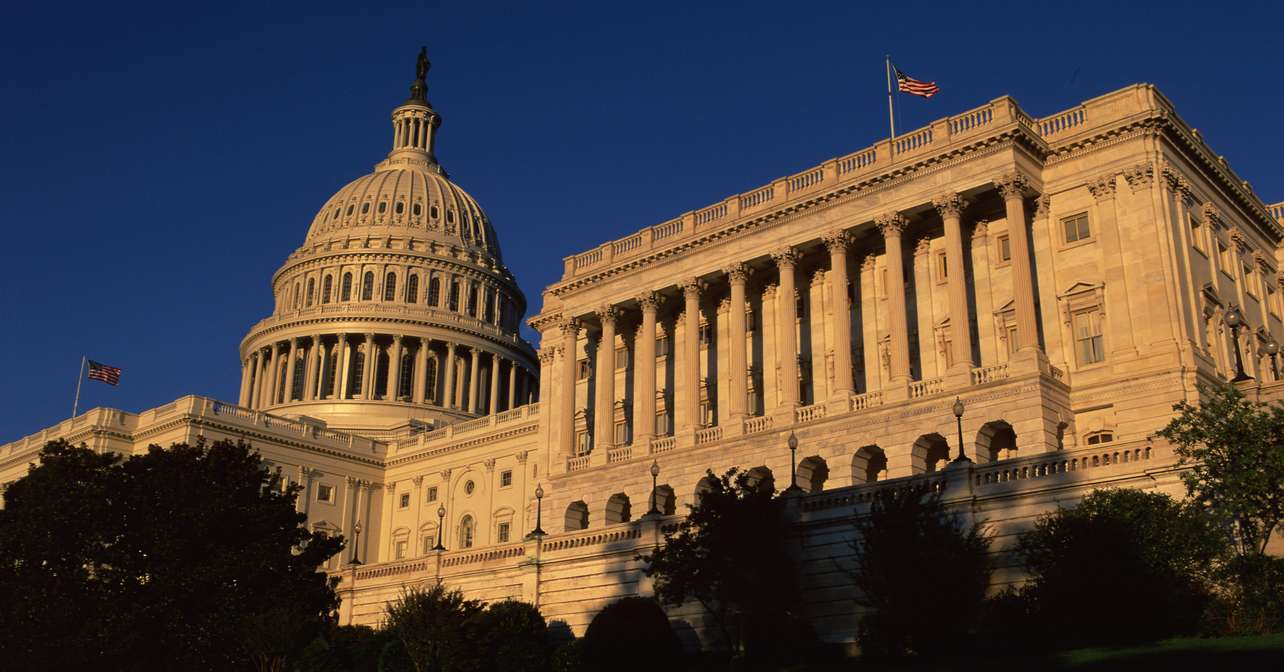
[1224,305,1254,382]
[783,431,803,494]
[1265,335,1280,381]
[432,506,446,551]
[646,460,661,516]
[526,483,546,539]
[952,396,971,464]
[350,521,363,565]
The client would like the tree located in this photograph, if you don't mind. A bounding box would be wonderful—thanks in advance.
[1159,384,1284,557]
[850,487,992,660]
[458,600,549,672]
[640,467,799,663]
[581,597,682,672]
[383,583,482,672]
[1015,488,1223,645]
[0,439,343,671]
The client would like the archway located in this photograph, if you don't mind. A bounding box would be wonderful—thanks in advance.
[851,445,888,484]
[564,501,589,531]
[653,484,676,516]
[745,466,775,496]
[911,433,951,473]
[694,475,717,506]
[796,456,828,493]
[605,493,631,524]
[975,421,1018,462]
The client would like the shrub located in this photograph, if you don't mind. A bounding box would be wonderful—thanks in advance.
[383,584,482,672]
[582,597,682,672]
[459,600,549,672]
[549,638,583,672]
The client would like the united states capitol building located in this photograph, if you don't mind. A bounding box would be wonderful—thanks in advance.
[5,57,1283,643]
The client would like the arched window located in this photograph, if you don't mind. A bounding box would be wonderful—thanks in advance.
[851,446,888,484]
[565,501,589,531]
[340,273,353,301]
[911,434,951,473]
[459,515,475,549]
[425,357,439,403]
[427,276,441,306]
[449,280,461,312]
[398,350,413,398]
[406,274,419,303]
[466,282,479,317]
[383,272,397,301]
[361,272,374,301]
[797,456,829,494]
[484,290,496,323]
[348,349,365,397]
[293,283,301,309]
[305,278,315,307]
[1085,431,1114,446]
[322,275,333,304]
[605,493,631,524]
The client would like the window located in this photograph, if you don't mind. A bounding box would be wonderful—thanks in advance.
[576,359,591,380]
[1085,431,1114,445]
[306,278,315,306]
[422,532,436,554]
[499,470,512,488]
[399,492,410,509]
[427,276,440,306]
[1217,241,1232,274]
[656,337,670,357]
[575,430,591,455]
[614,420,629,445]
[497,521,511,544]
[378,201,387,214]
[398,353,413,398]
[699,323,713,346]
[1062,212,1091,244]
[383,272,397,301]
[935,251,948,283]
[1189,212,1205,252]
[1270,284,1280,317]
[348,350,365,396]
[426,486,438,502]
[293,283,301,309]
[1245,264,1257,295]
[615,347,628,369]
[997,234,1011,262]
[394,539,407,559]
[447,210,455,224]
[430,204,439,220]
[316,483,334,503]
[425,358,438,402]
[655,411,671,436]
[340,273,353,301]
[1073,310,1105,366]
[406,274,419,303]
[459,515,474,549]
[413,202,422,217]
[322,275,332,304]
[346,204,354,216]
[395,201,404,215]
[449,280,460,312]
[746,310,757,331]
[361,202,370,214]
[485,291,495,323]
[467,282,479,317]
[464,480,475,495]
[361,272,374,301]
[1005,324,1019,354]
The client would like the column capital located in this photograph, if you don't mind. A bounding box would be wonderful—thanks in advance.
[1124,162,1155,193]
[559,317,580,337]
[971,219,990,240]
[595,304,620,326]
[635,291,661,313]
[770,247,799,267]
[808,269,827,288]
[821,229,852,253]
[364,332,375,340]
[440,468,452,482]
[761,282,779,299]
[412,475,424,486]
[1162,165,1183,192]
[384,481,396,493]
[310,334,321,344]
[680,277,704,299]
[1034,195,1051,220]
[875,212,908,237]
[392,333,403,344]
[1087,174,1118,202]
[722,263,751,284]
[994,172,1031,201]
[914,236,933,257]
[538,347,557,364]
[1200,202,1223,227]
[931,193,968,218]
[515,450,529,464]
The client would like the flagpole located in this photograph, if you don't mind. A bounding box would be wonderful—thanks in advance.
[885,55,896,159]
[71,356,86,419]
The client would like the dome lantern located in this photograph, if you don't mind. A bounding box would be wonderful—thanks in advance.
[382,47,443,174]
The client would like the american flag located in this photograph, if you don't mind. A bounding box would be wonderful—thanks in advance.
[87,360,122,386]
[896,68,940,98]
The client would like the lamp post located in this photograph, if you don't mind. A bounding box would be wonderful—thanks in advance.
[432,506,446,551]
[952,396,971,464]
[526,483,546,539]
[350,521,363,565]
[1224,305,1254,382]
[1265,336,1280,381]
[646,460,661,516]
[783,431,803,494]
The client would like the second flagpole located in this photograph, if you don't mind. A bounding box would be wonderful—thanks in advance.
[71,356,86,419]
[885,55,896,158]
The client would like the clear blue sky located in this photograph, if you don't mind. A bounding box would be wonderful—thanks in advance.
[2,1,1281,442]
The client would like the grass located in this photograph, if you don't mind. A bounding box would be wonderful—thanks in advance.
[1052,632,1284,670]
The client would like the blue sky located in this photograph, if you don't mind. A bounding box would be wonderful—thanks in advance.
[2,0,1281,441]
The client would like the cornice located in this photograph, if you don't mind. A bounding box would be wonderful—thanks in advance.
[273,249,520,291]
[385,421,539,467]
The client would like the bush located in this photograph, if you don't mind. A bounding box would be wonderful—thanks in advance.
[549,638,583,672]
[383,584,482,671]
[851,488,992,660]
[459,600,549,672]
[1204,554,1284,635]
[582,597,682,672]
[1015,488,1224,646]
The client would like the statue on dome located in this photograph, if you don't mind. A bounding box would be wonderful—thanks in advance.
[416,46,430,82]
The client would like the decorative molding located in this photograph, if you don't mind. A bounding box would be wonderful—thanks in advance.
[860,254,878,272]
[594,304,619,326]
[1124,162,1155,192]
[1086,174,1118,202]
[971,219,989,240]
[1034,195,1051,220]
[914,236,933,257]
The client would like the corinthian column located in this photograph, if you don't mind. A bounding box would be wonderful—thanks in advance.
[560,319,580,457]
[361,333,376,399]
[468,347,481,413]
[996,173,1041,354]
[283,338,299,403]
[633,293,659,443]
[386,335,404,400]
[443,342,457,407]
[265,343,282,406]
[1088,173,1137,359]
[724,265,750,417]
[680,278,704,429]
[822,231,854,397]
[488,353,501,415]
[771,248,800,407]
[304,335,321,400]
[239,355,253,407]
[876,213,912,391]
[933,193,975,376]
[594,305,619,449]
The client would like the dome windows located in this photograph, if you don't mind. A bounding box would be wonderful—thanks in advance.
[427,275,441,307]
[322,275,333,304]
[361,272,375,301]
[378,201,387,214]
[306,278,315,307]
[406,274,419,303]
[430,204,439,220]
[383,272,397,301]
[413,203,423,217]
[361,202,370,215]
[395,201,405,215]
[446,209,454,224]
[332,208,340,220]
[346,205,354,216]
[340,273,353,301]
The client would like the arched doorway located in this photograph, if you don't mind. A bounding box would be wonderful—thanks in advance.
[911,433,951,473]
[796,456,828,493]
[745,466,775,495]
[564,501,589,531]
[605,493,631,524]
[851,445,888,484]
[976,421,1018,462]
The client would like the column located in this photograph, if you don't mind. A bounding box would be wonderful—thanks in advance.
[1088,173,1138,359]
[283,338,299,403]
[304,335,321,400]
[560,319,580,457]
[594,306,619,448]
[771,249,801,407]
[822,231,855,397]
[859,255,882,393]
[507,359,517,410]
[679,278,703,429]
[414,338,429,404]
[875,213,911,386]
[386,335,404,400]
[468,346,481,413]
[634,293,659,442]
[489,353,501,415]
[723,265,750,417]
[995,173,1041,354]
[444,342,457,407]
[361,333,376,398]
[934,193,976,375]
[238,355,253,407]
[334,334,348,399]
[266,343,282,406]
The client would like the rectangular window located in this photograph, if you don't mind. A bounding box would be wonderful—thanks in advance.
[1189,213,1205,253]
[1269,285,1280,317]
[399,492,410,509]
[1005,325,1019,355]
[500,469,512,488]
[655,337,669,357]
[698,400,713,427]
[395,540,407,559]
[614,420,629,445]
[497,522,511,544]
[746,310,757,331]
[936,251,948,283]
[997,234,1011,262]
[576,359,591,380]
[316,483,334,503]
[1244,264,1257,295]
[699,323,713,346]
[615,347,628,370]
[1073,311,1105,365]
[426,486,438,502]
[575,431,591,456]
[1062,212,1091,243]
[655,412,670,436]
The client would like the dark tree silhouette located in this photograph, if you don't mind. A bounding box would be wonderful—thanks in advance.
[582,597,682,672]
[0,439,343,671]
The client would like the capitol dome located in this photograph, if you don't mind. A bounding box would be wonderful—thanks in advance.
[237,49,537,434]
